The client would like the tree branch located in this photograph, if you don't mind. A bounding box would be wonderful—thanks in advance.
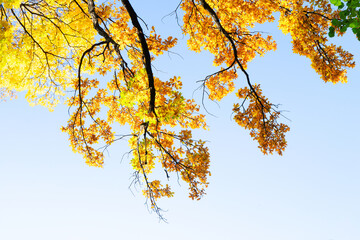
[121,0,157,116]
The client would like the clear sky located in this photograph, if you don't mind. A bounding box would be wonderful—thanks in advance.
[1,1,360,239]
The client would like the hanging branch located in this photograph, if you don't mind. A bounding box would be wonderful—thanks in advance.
[121,0,157,116]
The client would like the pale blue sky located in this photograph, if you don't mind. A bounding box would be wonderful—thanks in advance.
[1,1,360,239]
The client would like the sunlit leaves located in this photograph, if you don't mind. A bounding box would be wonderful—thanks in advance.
[0,0,22,9]
[330,0,342,6]
[278,0,355,83]
[0,0,357,217]
[233,85,290,155]
[0,0,96,110]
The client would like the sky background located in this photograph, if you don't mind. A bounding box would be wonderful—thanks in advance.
[1,1,360,239]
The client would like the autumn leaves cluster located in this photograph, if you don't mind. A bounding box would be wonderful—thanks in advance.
[0,0,355,212]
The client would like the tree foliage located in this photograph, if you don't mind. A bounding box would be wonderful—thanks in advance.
[0,0,356,218]
[329,0,360,39]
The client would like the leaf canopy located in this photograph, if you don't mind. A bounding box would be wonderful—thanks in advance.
[0,0,356,218]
